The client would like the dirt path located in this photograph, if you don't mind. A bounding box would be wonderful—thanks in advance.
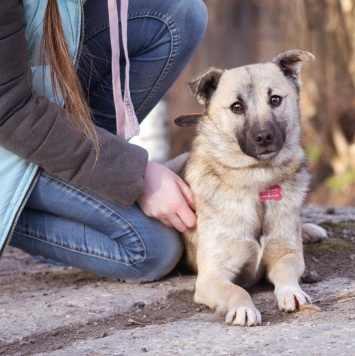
[0,206,354,355]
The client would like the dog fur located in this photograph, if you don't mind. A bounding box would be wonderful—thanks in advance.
[168,50,327,326]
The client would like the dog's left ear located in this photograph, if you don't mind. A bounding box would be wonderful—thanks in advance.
[272,50,315,89]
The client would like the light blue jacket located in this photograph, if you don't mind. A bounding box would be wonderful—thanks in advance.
[0,0,82,258]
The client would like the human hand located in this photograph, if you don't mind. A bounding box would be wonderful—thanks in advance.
[136,161,197,232]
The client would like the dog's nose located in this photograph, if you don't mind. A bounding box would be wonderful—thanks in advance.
[254,130,274,146]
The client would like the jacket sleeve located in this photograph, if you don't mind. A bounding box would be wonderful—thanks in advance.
[0,0,148,208]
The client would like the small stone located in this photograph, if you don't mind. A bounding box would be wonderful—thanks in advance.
[100,331,108,338]
[76,328,86,334]
[134,302,145,309]
[156,297,164,304]
[301,270,320,284]
[311,256,320,263]
[141,347,148,353]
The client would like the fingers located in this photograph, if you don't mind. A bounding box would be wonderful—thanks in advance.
[177,178,196,211]
[136,162,197,232]
[149,201,195,233]
[159,187,196,232]
[168,213,190,233]
[175,179,197,231]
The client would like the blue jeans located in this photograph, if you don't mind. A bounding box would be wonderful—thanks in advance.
[78,0,208,132]
[11,0,207,282]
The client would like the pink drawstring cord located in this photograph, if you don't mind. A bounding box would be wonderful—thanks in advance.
[108,0,140,140]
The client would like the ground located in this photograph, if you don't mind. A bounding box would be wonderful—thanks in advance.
[0,206,354,355]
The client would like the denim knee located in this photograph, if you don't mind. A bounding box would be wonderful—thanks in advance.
[142,228,184,282]
[111,229,184,283]
[91,210,185,283]
[171,0,208,50]
[85,216,185,283]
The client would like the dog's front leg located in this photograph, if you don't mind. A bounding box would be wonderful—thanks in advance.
[195,270,262,326]
[194,239,262,326]
[263,238,311,312]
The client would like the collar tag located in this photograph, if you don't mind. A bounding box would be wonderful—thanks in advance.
[259,185,282,202]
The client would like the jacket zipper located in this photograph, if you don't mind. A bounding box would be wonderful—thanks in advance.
[75,2,85,69]
[0,168,42,262]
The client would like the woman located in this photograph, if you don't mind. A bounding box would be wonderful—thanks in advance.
[0,0,207,282]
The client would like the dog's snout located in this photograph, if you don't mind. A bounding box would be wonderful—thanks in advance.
[254,130,274,147]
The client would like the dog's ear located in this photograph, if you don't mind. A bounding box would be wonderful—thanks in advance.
[272,50,315,89]
[187,68,224,106]
[174,113,203,127]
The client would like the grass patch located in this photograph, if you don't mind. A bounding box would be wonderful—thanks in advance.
[319,222,355,230]
[317,240,355,252]
[325,169,355,192]
[306,143,322,164]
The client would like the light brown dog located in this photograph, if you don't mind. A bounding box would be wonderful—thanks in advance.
[167,50,326,326]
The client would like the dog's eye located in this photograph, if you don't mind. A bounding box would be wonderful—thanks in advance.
[230,102,244,114]
[270,95,282,107]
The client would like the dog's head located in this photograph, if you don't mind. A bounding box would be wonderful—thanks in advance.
[176,50,314,161]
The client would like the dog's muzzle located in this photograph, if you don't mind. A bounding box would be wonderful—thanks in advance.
[238,123,286,160]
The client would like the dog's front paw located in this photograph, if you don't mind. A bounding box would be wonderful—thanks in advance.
[302,223,327,244]
[226,306,262,327]
[275,285,311,312]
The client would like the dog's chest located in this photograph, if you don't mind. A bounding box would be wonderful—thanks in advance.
[190,162,294,237]
[189,163,284,208]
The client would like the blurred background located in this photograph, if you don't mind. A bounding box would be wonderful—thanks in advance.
[132,0,355,206]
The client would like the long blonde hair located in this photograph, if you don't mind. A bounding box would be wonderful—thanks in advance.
[41,0,99,153]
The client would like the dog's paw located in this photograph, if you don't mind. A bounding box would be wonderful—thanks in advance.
[225,306,262,327]
[302,223,327,244]
[275,285,311,312]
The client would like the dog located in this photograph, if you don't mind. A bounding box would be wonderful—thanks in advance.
[167,50,327,327]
